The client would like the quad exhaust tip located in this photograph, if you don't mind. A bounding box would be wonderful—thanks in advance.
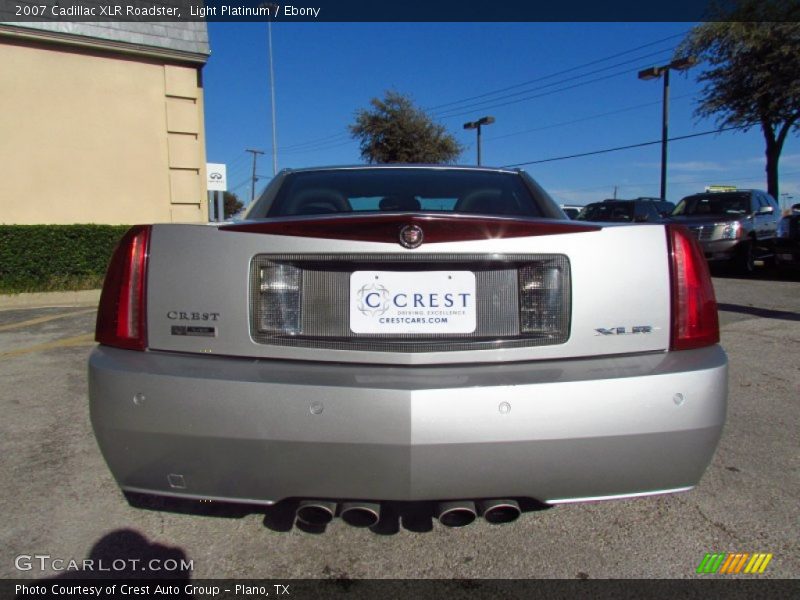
[296,498,520,528]
[436,500,477,528]
[295,500,337,527]
[479,499,521,524]
[339,502,381,528]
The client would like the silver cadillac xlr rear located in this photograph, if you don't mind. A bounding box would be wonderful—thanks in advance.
[89,166,727,527]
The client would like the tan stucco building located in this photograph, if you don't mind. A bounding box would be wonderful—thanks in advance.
[0,13,210,224]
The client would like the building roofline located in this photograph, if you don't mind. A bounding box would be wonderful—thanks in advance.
[0,24,209,66]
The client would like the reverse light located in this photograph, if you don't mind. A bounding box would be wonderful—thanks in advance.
[518,259,570,335]
[95,225,151,350]
[667,224,719,351]
[255,263,302,334]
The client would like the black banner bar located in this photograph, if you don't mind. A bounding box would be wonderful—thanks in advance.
[2,579,799,600]
[0,0,782,23]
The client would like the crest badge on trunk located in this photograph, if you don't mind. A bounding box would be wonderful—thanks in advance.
[399,224,424,249]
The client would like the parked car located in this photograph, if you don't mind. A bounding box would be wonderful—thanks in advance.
[630,197,676,218]
[575,199,663,223]
[669,189,780,274]
[560,204,583,219]
[90,165,726,529]
[775,204,800,268]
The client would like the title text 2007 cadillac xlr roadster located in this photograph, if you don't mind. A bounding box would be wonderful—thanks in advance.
[89,166,727,528]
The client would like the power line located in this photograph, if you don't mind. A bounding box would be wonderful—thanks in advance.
[503,125,749,168]
[558,171,800,195]
[227,157,253,177]
[259,32,688,158]
[435,58,677,121]
[487,93,692,142]
[277,129,350,151]
[280,138,357,155]
[256,91,692,159]
[227,152,251,169]
[431,47,675,119]
[223,153,258,188]
[269,57,681,158]
[425,31,688,112]
[229,176,253,194]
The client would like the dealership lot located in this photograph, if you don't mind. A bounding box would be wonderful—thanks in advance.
[0,272,798,580]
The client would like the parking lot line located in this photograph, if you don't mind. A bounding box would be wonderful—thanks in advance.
[0,333,95,359]
[0,308,96,332]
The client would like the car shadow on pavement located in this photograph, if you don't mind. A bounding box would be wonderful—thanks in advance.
[716,303,800,322]
[710,264,800,282]
[124,491,255,519]
[17,529,193,592]
[122,493,551,535]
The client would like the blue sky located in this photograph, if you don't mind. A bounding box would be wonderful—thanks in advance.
[202,22,799,208]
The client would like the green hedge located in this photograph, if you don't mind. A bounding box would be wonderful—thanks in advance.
[0,225,131,294]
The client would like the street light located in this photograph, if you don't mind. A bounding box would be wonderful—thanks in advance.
[260,2,280,175]
[463,116,495,166]
[268,16,278,175]
[637,56,695,200]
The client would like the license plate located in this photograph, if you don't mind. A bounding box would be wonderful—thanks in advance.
[779,253,793,261]
[349,271,476,334]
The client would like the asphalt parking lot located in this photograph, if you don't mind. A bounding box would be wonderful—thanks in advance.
[0,270,798,580]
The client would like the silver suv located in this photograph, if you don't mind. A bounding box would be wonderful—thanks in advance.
[669,189,780,274]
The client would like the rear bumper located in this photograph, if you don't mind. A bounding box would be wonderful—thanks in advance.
[89,345,727,505]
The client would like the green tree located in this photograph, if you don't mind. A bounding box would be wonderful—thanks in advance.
[678,0,800,199]
[349,90,463,164]
[224,192,245,219]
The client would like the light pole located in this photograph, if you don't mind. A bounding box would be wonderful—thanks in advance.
[463,116,495,166]
[267,4,278,175]
[637,57,695,200]
[260,2,280,175]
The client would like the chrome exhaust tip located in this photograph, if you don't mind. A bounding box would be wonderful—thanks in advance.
[435,501,477,528]
[295,500,337,526]
[339,502,381,528]
[479,499,521,524]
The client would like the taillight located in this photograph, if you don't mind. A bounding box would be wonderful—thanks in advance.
[667,224,719,351]
[95,225,151,350]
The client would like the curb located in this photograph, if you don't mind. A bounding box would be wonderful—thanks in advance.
[0,289,101,310]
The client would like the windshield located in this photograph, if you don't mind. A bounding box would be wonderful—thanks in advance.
[673,192,752,216]
[250,168,547,218]
[576,202,634,222]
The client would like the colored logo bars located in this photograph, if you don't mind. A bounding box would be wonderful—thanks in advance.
[697,553,773,574]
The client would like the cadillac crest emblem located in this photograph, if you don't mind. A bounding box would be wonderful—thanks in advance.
[399,224,424,249]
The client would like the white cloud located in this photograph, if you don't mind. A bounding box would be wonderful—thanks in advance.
[668,161,729,172]
[778,153,800,168]
[779,180,799,196]
[744,153,800,167]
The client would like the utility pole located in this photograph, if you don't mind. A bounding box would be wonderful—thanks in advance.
[246,149,265,202]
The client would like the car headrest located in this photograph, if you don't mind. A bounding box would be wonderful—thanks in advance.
[455,189,503,214]
[288,189,350,215]
[379,195,421,211]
